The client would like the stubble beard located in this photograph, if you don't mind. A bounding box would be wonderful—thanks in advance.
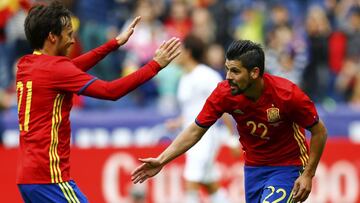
[229,80,252,95]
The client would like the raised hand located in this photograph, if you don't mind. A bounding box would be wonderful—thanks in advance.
[153,37,181,68]
[115,16,141,46]
[131,157,163,184]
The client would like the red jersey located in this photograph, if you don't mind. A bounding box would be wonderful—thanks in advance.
[196,74,319,167]
[16,39,133,184]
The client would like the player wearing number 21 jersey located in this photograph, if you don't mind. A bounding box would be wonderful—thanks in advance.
[16,2,181,203]
[131,40,327,203]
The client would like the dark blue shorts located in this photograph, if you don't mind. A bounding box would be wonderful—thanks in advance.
[18,180,88,203]
[244,165,302,203]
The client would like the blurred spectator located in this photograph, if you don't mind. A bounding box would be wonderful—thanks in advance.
[303,5,332,103]
[206,0,236,47]
[345,6,360,62]
[6,0,32,87]
[0,90,11,144]
[205,43,227,78]
[163,0,192,40]
[76,0,120,81]
[0,75,16,144]
[234,6,265,45]
[122,0,167,65]
[324,0,339,29]
[121,0,168,107]
[0,0,31,88]
[155,63,183,115]
[265,25,307,85]
[0,1,12,88]
[265,4,291,32]
[191,7,216,44]
[336,6,360,103]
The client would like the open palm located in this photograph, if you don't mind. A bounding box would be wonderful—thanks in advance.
[131,158,163,184]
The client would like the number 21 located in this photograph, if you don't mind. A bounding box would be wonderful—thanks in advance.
[17,81,32,131]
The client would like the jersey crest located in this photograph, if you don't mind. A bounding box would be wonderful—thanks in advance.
[266,106,280,123]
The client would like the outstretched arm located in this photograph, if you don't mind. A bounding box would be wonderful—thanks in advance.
[131,123,208,184]
[80,37,181,100]
[72,16,141,71]
[292,120,327,202]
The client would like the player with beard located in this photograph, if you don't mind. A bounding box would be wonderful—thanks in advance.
[131,40,327,203]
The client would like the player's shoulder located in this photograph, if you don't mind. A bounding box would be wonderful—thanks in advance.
[19,54,71,66]
[49,55,72,65]
[41,56,75,72]
[215,80,232,96]
[264,73,300,100]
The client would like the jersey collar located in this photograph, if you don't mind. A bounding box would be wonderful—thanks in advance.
[33,50,42,55]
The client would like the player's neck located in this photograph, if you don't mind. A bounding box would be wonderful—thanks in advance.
[38,41,58,56]
[244,78,264,102]
[184,60,198,73]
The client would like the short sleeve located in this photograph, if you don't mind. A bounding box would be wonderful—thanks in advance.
[288,85,319,129]
[50,58,95,93]
[195,84,226,128]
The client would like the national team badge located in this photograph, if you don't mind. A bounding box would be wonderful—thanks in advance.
[266,106,280,123]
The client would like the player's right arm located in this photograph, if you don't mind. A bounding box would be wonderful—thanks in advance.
[131,123,207,184]
[81,37,180,100]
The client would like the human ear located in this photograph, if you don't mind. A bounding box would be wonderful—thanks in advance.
[48,32,56,43]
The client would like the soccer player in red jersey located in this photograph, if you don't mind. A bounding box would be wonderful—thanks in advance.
[16,1,180,202]
[132,40,327,203]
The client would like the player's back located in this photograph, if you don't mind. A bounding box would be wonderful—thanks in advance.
[16,54,73,184]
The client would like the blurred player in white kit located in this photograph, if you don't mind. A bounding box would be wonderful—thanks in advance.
[166,35,239,203]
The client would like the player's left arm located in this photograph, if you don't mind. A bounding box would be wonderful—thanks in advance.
[292,119,327,202]
[72,16,141,71]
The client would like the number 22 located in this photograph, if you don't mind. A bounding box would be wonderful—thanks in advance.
[246,121,269,140]
[17,81,32,131]
[263,186,286,203]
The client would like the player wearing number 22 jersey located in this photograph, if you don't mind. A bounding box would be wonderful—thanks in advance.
[196,73,316,167]
[131,40,327,203]
[196,74,316,202]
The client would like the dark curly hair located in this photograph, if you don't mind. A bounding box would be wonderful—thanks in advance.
[24,1,72,49]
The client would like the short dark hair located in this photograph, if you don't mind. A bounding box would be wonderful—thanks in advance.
[226,40,265,76]
[183,34,207,63]
[24,1,72,49]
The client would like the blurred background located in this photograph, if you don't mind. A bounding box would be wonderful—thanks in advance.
[1,0,360,202]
